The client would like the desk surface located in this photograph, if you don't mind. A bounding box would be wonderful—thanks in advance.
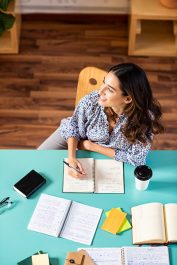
[0,150,177,265]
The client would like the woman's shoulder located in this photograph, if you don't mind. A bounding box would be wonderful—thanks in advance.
[78,90,99,106]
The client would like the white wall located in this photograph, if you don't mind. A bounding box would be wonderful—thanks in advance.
[19,0,130,14]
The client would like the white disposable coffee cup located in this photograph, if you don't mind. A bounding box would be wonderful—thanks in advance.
[134,165,152,191]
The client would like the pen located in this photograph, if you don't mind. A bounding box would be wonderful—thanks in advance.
[63,161,83,174]
[0,197,10,205]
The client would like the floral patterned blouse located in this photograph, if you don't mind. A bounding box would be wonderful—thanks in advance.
[59,91,151,166]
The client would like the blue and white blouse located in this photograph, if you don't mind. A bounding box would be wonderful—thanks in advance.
[59,91,151,166]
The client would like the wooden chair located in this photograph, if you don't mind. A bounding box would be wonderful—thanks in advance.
[75,66,107,106]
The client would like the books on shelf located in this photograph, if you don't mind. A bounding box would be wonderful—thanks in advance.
[131,202,177,244]
[63,158,124,193]
[28,194,102,245]
[78,246,170,265]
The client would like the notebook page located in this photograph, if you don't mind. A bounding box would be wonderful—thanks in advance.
[63,158,94,192]
[60,202,102,245]
[95,160,124,193]
[164,203,177,242]
[28,194,71,237]
[131,202,166,244]
[77,248,122,265]
[124,246,170,265]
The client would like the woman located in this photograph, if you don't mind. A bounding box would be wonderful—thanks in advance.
[38,63,164,178]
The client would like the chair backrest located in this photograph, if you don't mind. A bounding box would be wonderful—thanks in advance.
[75,66,107,106]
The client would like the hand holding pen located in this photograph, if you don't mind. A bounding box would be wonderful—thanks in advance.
[63,159,86,178]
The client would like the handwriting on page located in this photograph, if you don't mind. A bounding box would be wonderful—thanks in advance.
[60,202,102,245]
[125,247,170,265]
[78,248,122,265]
[63,158,94,192]
[28,194,71,236]
[95,160,124,193]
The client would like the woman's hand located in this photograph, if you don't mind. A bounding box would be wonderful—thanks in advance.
[78,140,92,150]
[67,158,86,178]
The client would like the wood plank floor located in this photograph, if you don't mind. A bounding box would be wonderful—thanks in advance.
[0,15,177,149]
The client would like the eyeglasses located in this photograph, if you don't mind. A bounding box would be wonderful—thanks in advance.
[0,197,13,214]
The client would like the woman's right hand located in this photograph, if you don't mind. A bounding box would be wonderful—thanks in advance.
[68,158,86,178]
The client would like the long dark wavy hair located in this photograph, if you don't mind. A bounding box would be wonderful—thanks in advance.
[109,63,164,144]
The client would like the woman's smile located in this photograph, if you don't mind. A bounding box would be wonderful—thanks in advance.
[99,96,107,103]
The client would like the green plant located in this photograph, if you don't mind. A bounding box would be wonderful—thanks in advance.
[0,0,15,36]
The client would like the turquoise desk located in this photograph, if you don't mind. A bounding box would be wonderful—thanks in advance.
[0,150,177,265]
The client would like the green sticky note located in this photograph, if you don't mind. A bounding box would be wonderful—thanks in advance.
[105,208,131,233]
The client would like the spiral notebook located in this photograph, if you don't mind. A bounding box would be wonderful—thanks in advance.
[63,158,124,193]
[28,194,102,245]
[78,246,170,265]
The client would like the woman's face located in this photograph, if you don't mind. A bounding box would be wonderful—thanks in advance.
[98,71,129,110]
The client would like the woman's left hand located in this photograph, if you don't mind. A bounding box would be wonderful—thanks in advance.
[78,140,92,150]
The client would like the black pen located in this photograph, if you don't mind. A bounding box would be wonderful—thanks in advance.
[0,197,10,205]
[63,161,83,174]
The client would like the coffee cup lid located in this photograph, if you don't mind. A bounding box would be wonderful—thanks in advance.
[134,165,152,181]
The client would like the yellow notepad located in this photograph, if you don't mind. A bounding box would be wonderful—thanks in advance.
[101,208,127,234]
[32,254,50,265]
[106,208,131,233]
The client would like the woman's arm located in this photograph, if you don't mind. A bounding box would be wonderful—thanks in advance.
[115,140,151,166]
[78,140,115,158]
[67,137,86,178]
[68,137,78,160]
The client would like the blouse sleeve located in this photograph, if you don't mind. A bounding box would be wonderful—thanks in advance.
[59,94,89,141]
[114,140,151,166]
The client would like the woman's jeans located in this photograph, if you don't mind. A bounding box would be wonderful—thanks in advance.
[37,127,68,150]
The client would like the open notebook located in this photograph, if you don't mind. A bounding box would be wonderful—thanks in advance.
[78,247,170,265]
[28,194,102,245]
[131,202,177,244]
[63,158,124,193]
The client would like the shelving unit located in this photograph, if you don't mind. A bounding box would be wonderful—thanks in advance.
[0,0,21,54]
[128,0,177,57]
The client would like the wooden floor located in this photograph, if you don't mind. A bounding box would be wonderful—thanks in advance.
[0,15,177,149]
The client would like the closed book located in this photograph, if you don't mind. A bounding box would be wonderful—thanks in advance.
[13,170,46,198]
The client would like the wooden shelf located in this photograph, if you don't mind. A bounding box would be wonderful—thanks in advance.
[128,0,177,57]
[0,0,21,54]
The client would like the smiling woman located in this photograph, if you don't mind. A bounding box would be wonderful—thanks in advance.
[38,63,164,178]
